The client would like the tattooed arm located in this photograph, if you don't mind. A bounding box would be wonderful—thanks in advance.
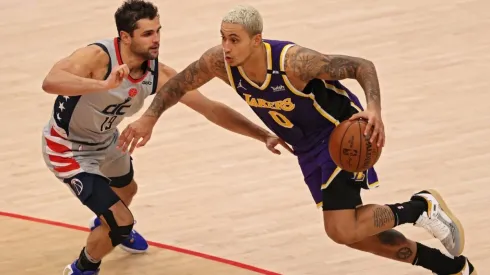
[117,46,293,154]
[284,45,381,110]
[285,45,385,146]
[117,46,225,152]
[142,46,226,122]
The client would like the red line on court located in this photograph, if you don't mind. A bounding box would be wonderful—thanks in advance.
[0,211,281,275]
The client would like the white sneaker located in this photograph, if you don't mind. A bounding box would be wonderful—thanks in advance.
[411,189,465,256]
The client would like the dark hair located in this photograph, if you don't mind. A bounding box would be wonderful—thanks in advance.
[115,0,159,36]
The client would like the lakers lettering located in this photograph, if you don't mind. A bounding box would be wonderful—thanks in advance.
[243,93,295,111]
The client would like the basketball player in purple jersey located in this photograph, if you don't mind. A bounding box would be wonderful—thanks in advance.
[118,4,478,275]
[40,1,289,274]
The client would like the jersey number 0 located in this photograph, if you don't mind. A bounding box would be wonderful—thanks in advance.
[268,111,294,128]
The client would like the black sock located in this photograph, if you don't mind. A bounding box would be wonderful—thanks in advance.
[76,247,101,271]
[386,200,426,226]
[413,242,466,274]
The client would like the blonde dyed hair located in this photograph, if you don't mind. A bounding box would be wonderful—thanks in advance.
[222,5,263,36]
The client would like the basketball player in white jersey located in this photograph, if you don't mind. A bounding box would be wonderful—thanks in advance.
[41,1,290,274]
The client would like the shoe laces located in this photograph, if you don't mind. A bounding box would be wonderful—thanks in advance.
[416,212,451,240]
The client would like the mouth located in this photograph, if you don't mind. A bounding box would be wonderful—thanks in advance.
[224,56,233,63]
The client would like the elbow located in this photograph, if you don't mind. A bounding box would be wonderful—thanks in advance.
[42,75,67,95]
[42,76,57,94]
[361,58,376,70]
[355,58,377,79]
[42,80,53,94]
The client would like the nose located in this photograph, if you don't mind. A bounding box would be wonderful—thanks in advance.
[153,33,160,44]
[222,41,232,54]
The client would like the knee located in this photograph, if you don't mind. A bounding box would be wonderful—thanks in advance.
[113,180,138,206]
[109,200,134,225]
[125,180,138,198]
[324,221,359,245]
[101,202,135,246]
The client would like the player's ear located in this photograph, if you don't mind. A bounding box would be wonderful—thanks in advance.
[119,31,131,44]
[253,33,262,46]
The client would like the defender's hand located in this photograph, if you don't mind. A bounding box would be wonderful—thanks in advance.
[265,135,294,155]
[349,108,385,147]
[104,64,129,90]
[117,116,157,154]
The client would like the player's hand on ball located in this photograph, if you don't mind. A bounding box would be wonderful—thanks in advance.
[104,64,129,89]
[265,134,294,155]
[117,116,157,154]
[349,108,385,147]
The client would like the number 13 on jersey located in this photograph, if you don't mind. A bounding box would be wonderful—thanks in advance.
[268,110,294,128]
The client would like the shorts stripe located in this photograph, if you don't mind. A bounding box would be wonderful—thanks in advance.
[44,126,82,178]
[321,166,342,190]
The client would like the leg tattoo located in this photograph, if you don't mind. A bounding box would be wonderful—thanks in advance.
[348,229,416,263]
[373,206,395,228]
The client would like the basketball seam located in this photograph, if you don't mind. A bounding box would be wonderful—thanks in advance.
[356,120,362,171]
[339,121,355,171]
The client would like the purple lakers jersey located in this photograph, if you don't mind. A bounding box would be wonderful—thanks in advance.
[224,39,364,154]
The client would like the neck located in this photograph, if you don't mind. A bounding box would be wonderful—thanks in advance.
[119,41,146,72]
[242,42,267,72]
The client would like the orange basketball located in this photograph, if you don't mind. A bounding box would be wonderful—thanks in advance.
[328,119,382,173]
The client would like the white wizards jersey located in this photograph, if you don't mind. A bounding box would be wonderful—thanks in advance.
[45,38,159,146]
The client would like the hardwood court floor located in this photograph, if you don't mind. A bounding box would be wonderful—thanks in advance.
[0,214,273,275]
[0,0,489,274]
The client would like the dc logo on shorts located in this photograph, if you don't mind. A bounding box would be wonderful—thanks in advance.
[70,178,84,196]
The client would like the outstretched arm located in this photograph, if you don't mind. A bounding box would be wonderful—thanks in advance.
[117,48,219,153]
[284,46,381,110]
[159,62,272,144]
[180,90,270,142]
[118,47,292,154]
[284,45,384,146]
[179,90,292,154]
[143,46,224,123]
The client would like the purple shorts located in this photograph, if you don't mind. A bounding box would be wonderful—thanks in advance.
[297,142,380,210]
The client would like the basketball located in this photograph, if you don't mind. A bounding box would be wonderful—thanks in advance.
[328,119,382,173]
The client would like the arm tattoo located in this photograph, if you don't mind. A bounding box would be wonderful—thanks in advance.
[285,47,381,107]
[372,206,395,228]
[284,47,319,83]
[146,61,201,118]
[208,48,230,84]
[146,47,225,118]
